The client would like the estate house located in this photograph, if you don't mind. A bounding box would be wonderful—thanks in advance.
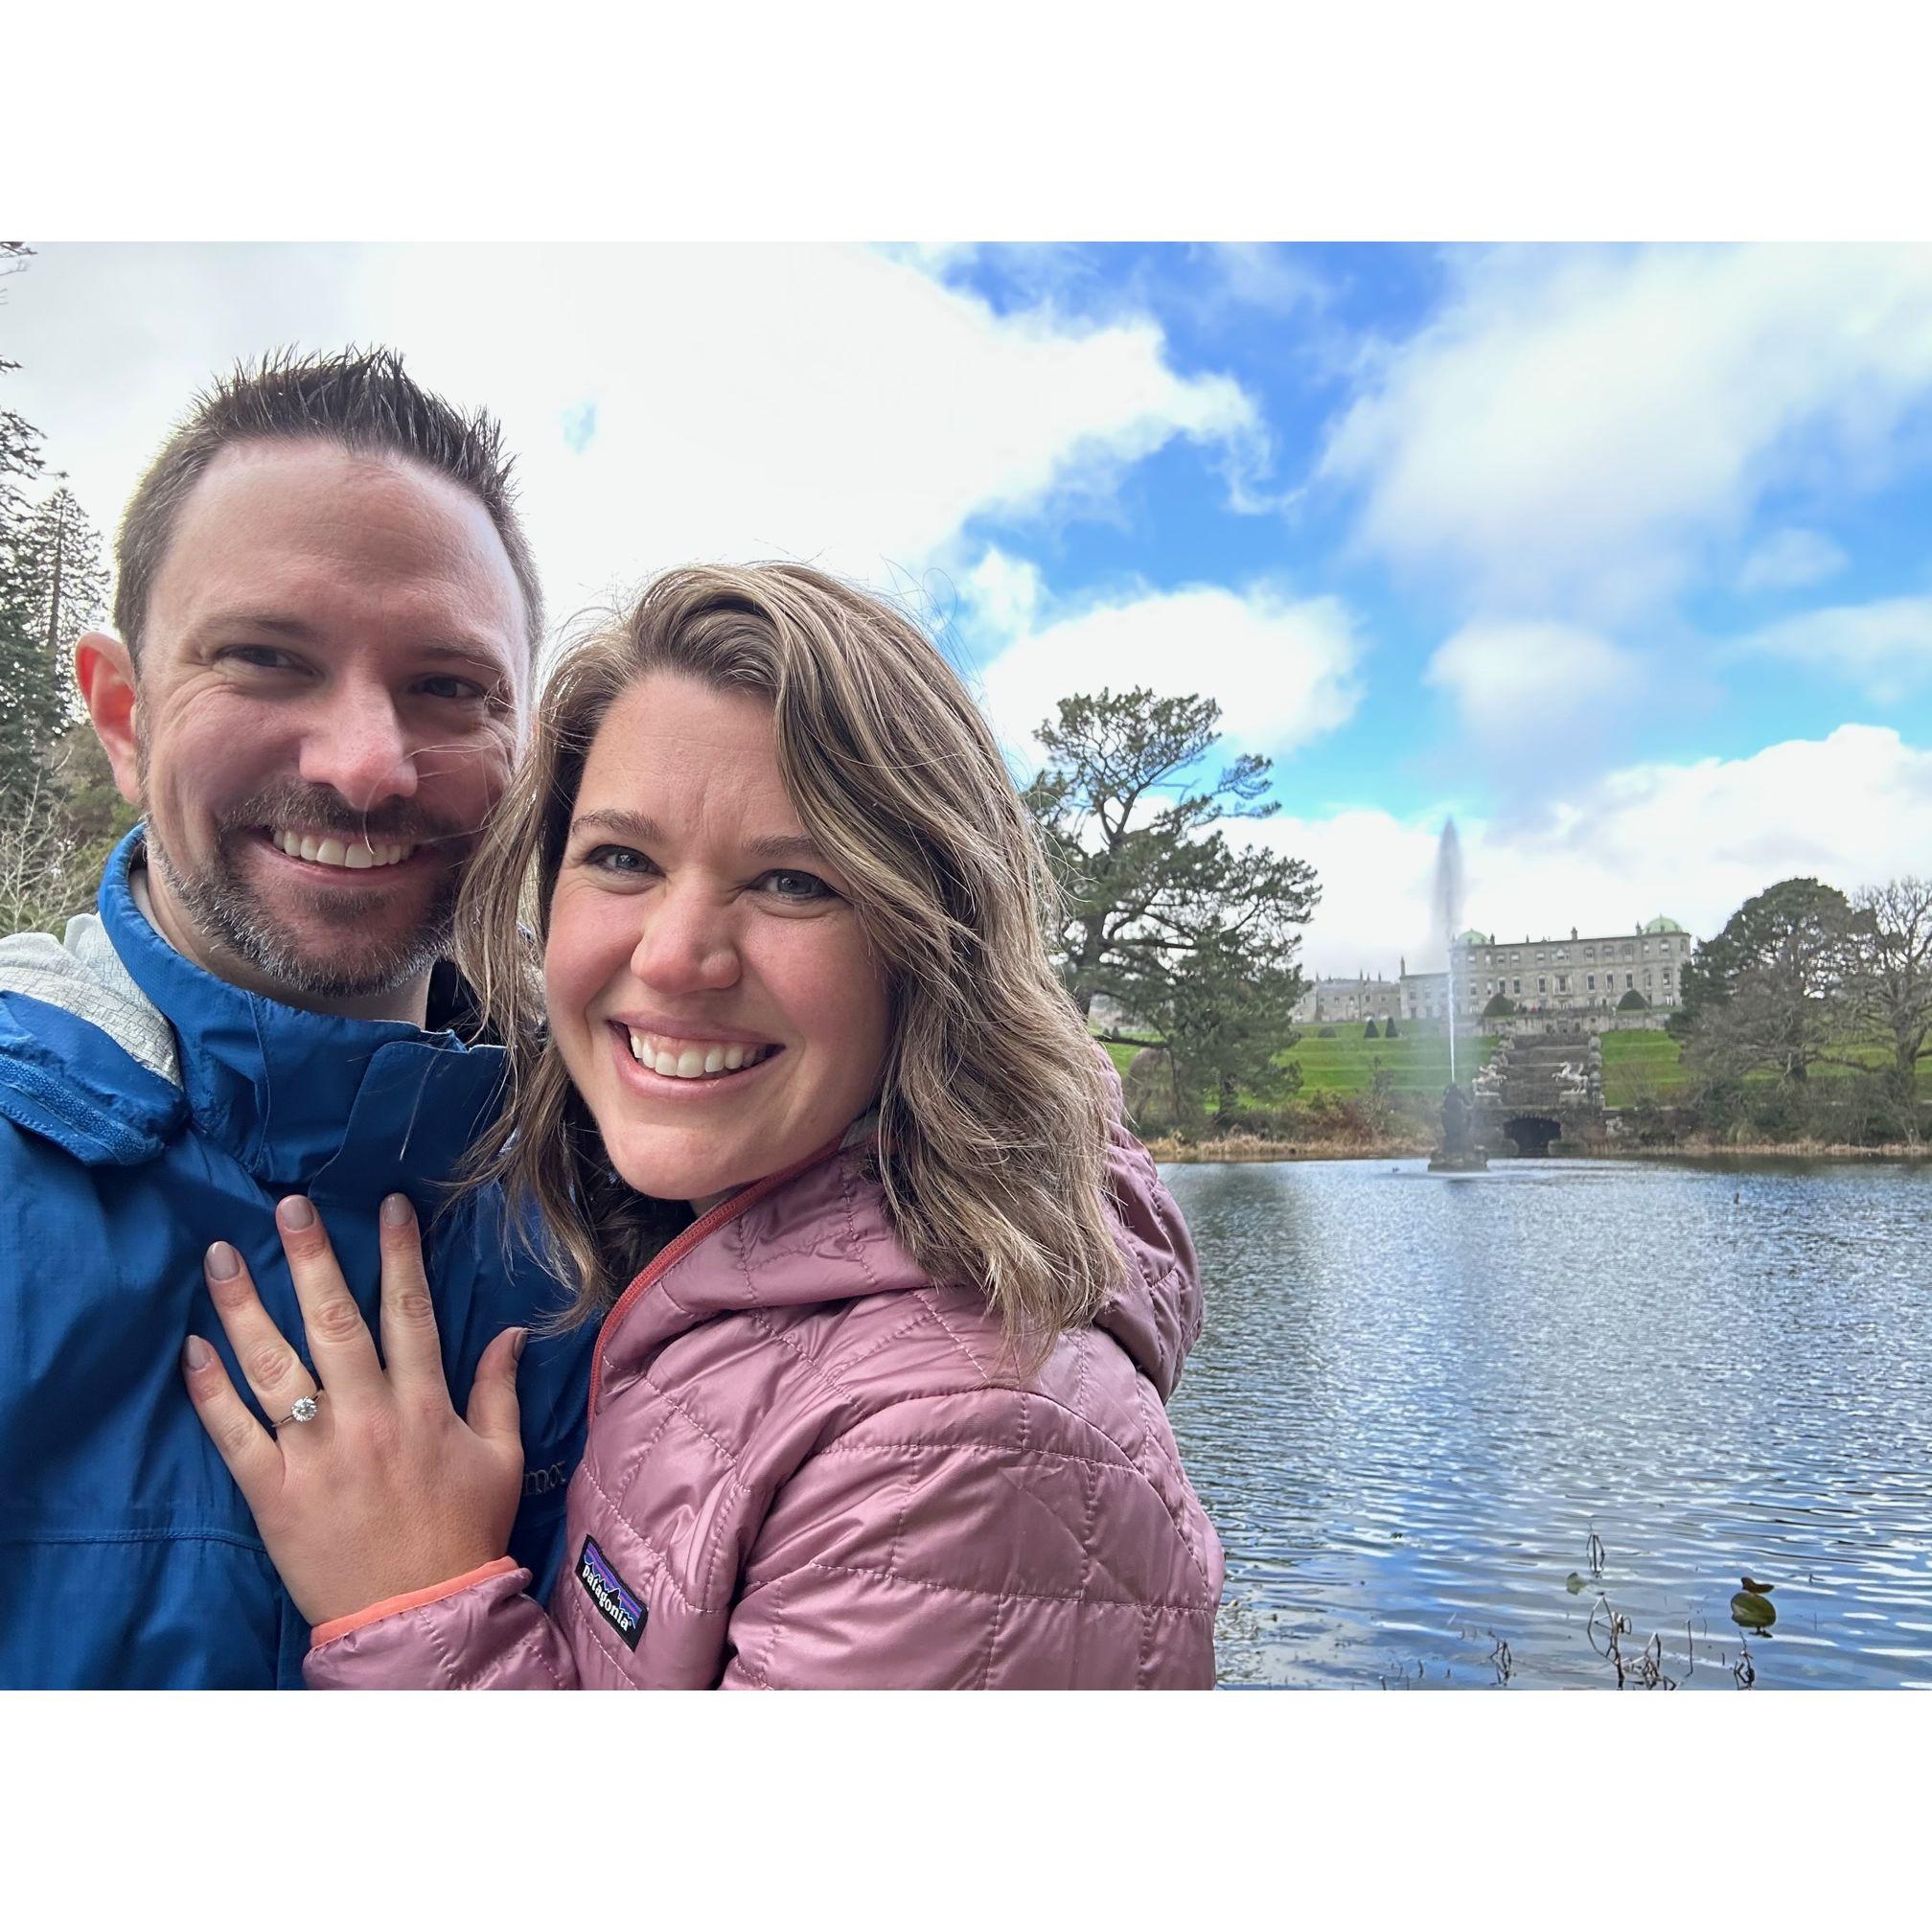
[1294,918,1695,1029]
[1453,918,1691,1021]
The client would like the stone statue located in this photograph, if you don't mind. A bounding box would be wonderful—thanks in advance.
[1429,1080,1486,1172]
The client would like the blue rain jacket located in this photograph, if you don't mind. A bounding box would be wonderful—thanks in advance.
[0,831,591,1687]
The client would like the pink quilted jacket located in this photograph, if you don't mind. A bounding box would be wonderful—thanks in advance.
[306,1116,1223,1689]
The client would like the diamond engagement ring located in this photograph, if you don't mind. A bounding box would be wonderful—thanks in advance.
[272,1393,321,1429]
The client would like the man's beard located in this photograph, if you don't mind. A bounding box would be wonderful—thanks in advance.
[142,775,472,1002]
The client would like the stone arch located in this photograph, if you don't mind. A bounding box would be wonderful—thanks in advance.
[1502,1114,1562,1157]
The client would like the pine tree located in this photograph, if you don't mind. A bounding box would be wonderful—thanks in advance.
[0,485,106,808]
[1023,686,1320,1123]
[1,244,58,807]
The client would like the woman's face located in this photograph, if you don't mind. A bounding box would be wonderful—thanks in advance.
[545,672,891,1212]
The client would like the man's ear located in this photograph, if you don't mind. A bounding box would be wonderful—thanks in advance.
[75,632,143,807]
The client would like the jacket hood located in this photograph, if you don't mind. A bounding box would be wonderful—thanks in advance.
[0,828,508,1184]
[597,1097,1203,1406]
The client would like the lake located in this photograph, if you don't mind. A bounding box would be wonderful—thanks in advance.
[1162,1154,1932,1690]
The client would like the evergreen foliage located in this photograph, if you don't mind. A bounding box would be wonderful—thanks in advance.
[1675,877,1852,1082]
[1027,686,1319,1124]
[0,247,133,930]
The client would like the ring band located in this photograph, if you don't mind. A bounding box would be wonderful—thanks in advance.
[272,1393,321,1429]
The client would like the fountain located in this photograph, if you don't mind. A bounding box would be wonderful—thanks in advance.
[1427,816,1487,1172]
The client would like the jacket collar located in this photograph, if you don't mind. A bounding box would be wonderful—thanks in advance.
[98,828,508,1189]
[590,1104,1202,1412]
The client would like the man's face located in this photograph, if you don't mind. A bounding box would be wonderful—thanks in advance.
[125,439,528,1012]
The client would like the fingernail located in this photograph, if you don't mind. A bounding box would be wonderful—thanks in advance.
[380,1192,413,1228]
[512,1328,529,1362]
[278,1195,316,1230]
[182,1335,213,1370]
[205,1241,241,1281]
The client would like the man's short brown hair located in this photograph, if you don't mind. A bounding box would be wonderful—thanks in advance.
[113,345,543,660]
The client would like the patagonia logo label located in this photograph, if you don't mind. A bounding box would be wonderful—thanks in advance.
[577,1536,646,1649]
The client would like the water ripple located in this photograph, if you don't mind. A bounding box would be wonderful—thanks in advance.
[1163,1154,1932,1690]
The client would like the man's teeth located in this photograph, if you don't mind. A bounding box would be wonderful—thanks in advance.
[272,830,416,869]
[626,1031,772,1079]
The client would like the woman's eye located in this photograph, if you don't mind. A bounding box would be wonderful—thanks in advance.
[583,844,656,877]
[758,869,835,903]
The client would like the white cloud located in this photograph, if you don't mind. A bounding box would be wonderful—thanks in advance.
[1424,619,1638,743]
[1248,725,1932,978]
[972,574,1367,768]
[5,242,1260,630]
[1320,244,1932,616]
[1736,525,1849,593]
[1736,595,1932,702]
[1195,243,1328,319]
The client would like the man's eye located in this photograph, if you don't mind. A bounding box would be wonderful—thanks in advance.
[220,645,303,673]
[758,869,834,903]
[417,675,489,702]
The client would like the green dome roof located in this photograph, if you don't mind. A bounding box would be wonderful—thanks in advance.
[1641,915,1686,933]
[1453,928,1492,945]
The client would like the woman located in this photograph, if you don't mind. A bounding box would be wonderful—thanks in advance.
[183,564,1224,1688]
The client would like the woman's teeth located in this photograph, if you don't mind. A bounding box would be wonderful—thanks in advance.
[272,830,416,870]
[626,1031,772,1079]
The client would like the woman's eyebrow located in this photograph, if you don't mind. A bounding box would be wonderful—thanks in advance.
[744,834,827,864]
[567,811,825,864]
[570,809,658,842]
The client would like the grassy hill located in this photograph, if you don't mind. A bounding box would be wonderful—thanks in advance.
[1598,1029,1932,1105]
[1599,1029,1691,1105]
[1107,1024,1924,1114]
[1103,1028,1498,1097]
[1279,1028,1499,1095]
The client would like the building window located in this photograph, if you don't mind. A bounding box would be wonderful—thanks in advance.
[1538,978,1547,993]
[1557,976,1568,992]
[1588,974,1596,990]
[1513,978,1521,994]
[1625,973,1634,988]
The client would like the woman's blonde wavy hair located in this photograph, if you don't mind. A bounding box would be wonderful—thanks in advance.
[454,563,1125,1351]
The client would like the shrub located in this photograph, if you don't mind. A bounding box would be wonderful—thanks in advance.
[1364,1019,1380,1038]
[1383,1016,1400,1038]
[1483,993,1516,1019]
[1317,1024,1337,1038]
[1618,988,1650,1011]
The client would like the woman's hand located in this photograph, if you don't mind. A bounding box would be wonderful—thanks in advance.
[183,1191,527,1627]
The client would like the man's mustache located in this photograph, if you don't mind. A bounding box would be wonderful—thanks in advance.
[211,783,476,852]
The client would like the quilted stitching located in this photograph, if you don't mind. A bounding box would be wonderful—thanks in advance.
[774,1559,1212,1617]
[309,1130,1222,1690]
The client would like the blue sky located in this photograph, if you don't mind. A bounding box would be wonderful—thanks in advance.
[10,242,1932,977]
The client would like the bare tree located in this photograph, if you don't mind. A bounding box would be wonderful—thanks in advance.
[1843,877,1932,1138]
[0,770,77,935]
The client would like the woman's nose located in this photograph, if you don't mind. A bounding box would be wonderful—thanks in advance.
[629,883,741,994]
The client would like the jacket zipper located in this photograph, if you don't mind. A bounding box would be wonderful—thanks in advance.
[586,1136,847,1422]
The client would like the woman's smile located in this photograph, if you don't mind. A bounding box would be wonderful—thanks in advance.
[606,1020,785,1087]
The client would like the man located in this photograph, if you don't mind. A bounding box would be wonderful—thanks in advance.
[0,348,591,1687]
